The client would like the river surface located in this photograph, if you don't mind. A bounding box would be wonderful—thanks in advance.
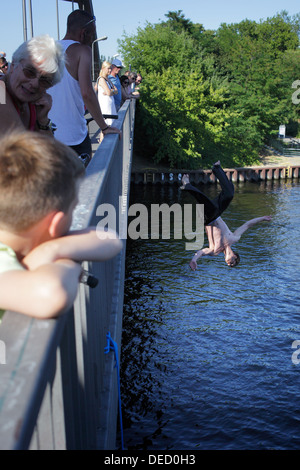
[119,179,300,450]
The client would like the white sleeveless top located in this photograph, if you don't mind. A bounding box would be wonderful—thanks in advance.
[96,77,116,126]
[49,40,87,146]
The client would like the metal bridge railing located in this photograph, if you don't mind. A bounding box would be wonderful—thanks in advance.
[0,99,136,450]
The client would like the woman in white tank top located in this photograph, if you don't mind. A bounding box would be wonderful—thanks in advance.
[95,61,117,126]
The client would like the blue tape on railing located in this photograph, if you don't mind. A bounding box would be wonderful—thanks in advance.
[105,332,124,450]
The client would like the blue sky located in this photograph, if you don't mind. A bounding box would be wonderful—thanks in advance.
[2,0,300,62]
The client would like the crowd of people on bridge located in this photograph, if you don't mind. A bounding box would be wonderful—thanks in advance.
[0,9,137,320]
[0,9,142,158]
[93,59,141,135]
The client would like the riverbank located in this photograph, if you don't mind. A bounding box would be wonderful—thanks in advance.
[131,150,300,173]
[131,147,300,185]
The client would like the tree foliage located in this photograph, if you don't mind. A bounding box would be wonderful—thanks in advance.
[118,10,300,169]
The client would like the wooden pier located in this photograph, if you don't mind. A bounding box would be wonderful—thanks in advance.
[131,164,300,185]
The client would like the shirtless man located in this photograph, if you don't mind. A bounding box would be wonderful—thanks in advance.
[49,10,121,157]
[181,161,271,270]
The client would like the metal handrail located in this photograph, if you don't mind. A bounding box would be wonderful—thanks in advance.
[0,99,136,450]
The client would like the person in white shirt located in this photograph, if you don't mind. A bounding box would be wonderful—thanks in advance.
[94,61,117,126]
[49,10,121,158]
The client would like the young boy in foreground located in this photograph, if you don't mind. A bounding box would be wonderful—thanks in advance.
[0,132,122,319]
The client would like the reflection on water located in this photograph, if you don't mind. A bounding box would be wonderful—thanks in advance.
[120,180,300,450]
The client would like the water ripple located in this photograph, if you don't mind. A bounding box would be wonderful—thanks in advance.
[120,181,300,450]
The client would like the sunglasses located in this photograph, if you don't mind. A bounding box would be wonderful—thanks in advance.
[83,16,96,28]
[0,63,8,69]
[20,63,53,88]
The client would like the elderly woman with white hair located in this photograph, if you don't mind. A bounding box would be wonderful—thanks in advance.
[0,35,64,134]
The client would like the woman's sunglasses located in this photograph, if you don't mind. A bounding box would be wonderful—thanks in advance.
[20,63,53,88]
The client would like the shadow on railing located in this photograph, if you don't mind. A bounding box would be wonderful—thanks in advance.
[0,100,136,450]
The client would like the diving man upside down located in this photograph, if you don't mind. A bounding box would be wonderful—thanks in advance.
[181,161,271,270]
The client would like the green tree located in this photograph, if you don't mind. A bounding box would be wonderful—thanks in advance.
[214,12,300,139]
[118,11,300,169]
[164,10,195,35]
[119,22,236,168]
[164,10,205,41]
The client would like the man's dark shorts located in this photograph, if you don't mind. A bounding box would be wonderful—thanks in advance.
[69,132,92,158]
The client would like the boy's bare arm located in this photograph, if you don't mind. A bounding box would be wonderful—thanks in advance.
[23,227,122,270]
[0,259,82,318]
[189,247,215,271]
[205,225,215,250]
[0,228,122,318]
[233,216,272,239]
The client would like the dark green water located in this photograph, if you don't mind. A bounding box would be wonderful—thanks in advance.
[120,179,300,450]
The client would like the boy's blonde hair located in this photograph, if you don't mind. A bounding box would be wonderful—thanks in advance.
[0,132,85,232]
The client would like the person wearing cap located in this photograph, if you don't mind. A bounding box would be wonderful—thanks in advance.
[48,10,121,158]
[108,58,123,111]
[0,57,8,75]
